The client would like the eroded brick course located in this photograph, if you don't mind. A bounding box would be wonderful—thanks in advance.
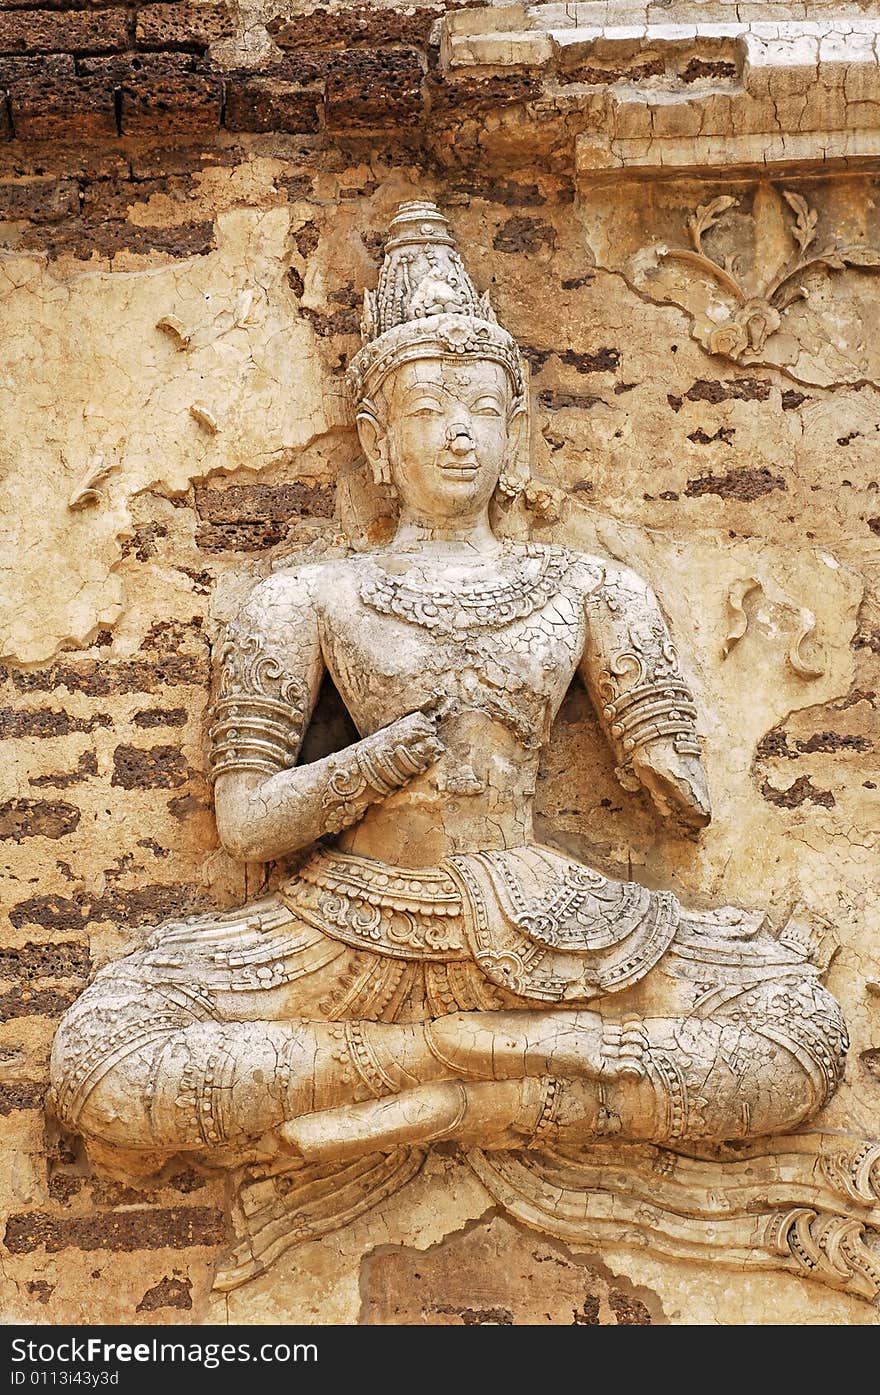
[78,51,200,84]
[224,78,321,135]
[9,883,208,931]
[4,1206,229,1253]
[136,1275,193,1311]
[325,47,424,129]
[0,1082,45,1114]
[685,466,787,500]
[0,177,78,220]
[0,53,74,87]
[136,2,234,51]
[120,68,222,135]
[0,707,110,737]
[28,219,217,260]
[111,743,193,790]
[269,5,441,51]
[133,707,187,728]
[10,74,116,140]
[193,481,335,522]
[0,983,78,1018]
[0,654,209,695]
[0,9,132,56]
[425,72,538,116]
[0,798,80,841]
[0,941,90,979]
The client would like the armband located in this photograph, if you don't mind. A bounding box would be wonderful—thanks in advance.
[208,624,308,782]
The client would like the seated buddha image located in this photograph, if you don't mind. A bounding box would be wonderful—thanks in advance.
[49,203,848,1233]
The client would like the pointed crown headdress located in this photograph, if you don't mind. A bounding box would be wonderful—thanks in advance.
[346,201,525,407]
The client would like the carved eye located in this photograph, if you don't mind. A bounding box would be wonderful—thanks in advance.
[471,400,503,417]
[408,402,443,417]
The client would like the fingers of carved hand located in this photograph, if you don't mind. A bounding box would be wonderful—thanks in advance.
[381,711,445,775]
[602,1019,649,1080]
[399,733,445,773]
[393,710,438,744]
[414,734,446,766]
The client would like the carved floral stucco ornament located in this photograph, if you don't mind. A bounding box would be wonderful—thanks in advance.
[47,203,880,1301]
[659,191,880,365]
[627,183,880,388]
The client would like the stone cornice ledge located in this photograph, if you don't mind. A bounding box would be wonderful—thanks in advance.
[441,4,880,179]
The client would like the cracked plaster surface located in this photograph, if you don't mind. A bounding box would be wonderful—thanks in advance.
[0,201,331,663]
[0,150,877,1325]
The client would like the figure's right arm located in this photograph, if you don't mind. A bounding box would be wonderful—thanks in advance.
[210,569,441,863]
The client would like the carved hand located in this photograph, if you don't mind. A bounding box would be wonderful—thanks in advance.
[369,709,446,783]
[320,709,446,835]
[631,740,712,833]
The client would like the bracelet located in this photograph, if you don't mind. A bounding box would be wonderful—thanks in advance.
[343,1021,399,1099]
[529,1077,562,1147]
[209,696,303,783]
[604,680,698,756]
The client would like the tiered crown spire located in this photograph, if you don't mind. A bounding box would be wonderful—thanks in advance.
[346,201,525,405]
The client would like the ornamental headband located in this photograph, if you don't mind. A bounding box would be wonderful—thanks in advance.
[346,200,526,405]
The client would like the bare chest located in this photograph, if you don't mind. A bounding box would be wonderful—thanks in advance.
[318,549,588,745]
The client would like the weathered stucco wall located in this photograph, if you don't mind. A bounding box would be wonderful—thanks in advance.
[1,0,878,1326]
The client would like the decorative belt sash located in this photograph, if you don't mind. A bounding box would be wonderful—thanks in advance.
[446,847,679,1002]
[285,852,469,961]
[284,844,682,1002]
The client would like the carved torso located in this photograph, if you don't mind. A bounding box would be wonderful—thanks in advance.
[312,542,596,863]
[318,543,593,747]
[209,540,702,865]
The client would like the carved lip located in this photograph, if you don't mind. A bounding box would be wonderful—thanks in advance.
[438,455,479,479]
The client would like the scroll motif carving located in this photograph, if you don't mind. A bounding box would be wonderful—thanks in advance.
[722,577,761,660]
[765,1210,880,1302]
[820,1143,880,1207]
[293,852,466,958]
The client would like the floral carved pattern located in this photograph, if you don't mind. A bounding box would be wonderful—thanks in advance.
[659,190,880,365]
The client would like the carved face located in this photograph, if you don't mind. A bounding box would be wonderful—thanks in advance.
[365,359,517,521]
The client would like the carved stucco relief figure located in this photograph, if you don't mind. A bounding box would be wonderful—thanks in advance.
[49,203,879,1299]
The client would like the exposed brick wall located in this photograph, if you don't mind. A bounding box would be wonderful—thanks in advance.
[0,2,517,142]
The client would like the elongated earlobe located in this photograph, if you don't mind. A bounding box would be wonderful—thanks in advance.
[356,401,395,490]
[497,402,529,498]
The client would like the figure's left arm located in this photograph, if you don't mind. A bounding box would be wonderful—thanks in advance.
[576,561,711,833]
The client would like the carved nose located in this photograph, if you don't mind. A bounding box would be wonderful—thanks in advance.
[447,425,474,455]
